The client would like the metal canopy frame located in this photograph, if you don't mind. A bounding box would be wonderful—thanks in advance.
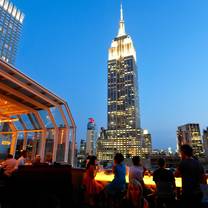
[0,60,76,165]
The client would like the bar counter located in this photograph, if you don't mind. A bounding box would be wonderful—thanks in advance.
[95,170,182,188]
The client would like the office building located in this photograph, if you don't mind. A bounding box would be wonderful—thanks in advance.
[86,118,96,156]
[77,139,86,167]
[96,127,111,161]
[141,129,152,157]
[0,0,24,64]
[177,123,204,156]
[203,127,208,157]
[97,4,142,160]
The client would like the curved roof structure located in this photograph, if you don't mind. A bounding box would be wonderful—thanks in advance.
[0,60,76,165]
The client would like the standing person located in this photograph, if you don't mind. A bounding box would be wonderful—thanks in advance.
[128,156,146,207]
[16,150,27,168]
[1,154,17,176]
[32,154,41,166]
[175,144,204,208]
[153,158,176,208]
[129,156,146,185]
[82,155,103,206]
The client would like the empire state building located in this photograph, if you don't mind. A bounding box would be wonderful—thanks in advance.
[97,4,143,160]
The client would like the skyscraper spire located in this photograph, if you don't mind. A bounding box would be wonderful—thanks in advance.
[117,1,126,37]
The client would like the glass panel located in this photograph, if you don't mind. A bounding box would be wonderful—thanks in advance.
[21,114,34,130]
[0,122,12,132]
[28,113,41,129]
[0,133,12,159]
[56,128,66,162]
[50,107,65,128]
[67,129,74,164]
[26,132,41,162]
[13,120,24,130]
[44,129,54,161]
[61,105,72,126]
[15,132,24,159]
[38,110,54,128]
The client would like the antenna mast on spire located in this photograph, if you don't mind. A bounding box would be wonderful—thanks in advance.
[120,0,124,21]
[117,0,126,37]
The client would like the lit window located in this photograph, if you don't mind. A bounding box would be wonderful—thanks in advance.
[0,0,3,7]
[16,10,20,20]
[8,2,12,14]
[19,13,24,23]
[3,0,8,10]
[12,6,16,18]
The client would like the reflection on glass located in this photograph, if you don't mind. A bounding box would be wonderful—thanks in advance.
[44,129,54,161]
[0,123,12,132]
[13,120,24,130]
[21,114,34,130]
[15,132,24,159]
[0,133,12,159]
[28,113,41,129]
[26,132,41,162]
[56,128,66,162]
[38,110,54,128]
[61,105,72,126]
[50,107,65,128]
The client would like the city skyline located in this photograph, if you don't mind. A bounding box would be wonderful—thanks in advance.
[12,0,208,150]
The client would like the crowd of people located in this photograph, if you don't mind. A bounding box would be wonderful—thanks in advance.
[82,144,207,208]
[0,150,53,177]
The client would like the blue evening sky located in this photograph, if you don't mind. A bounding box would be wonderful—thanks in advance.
[12,0,208,150]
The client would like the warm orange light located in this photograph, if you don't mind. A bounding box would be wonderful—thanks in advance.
[95,171,183,188]
[0,118,19,123]
[1,141,11,145]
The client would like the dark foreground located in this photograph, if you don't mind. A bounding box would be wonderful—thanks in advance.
[0,166,207,208]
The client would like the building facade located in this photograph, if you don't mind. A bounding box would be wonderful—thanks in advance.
[86,118,96,156]
[141,129,152,157]
[0,0,24,65]
[77,139,86,167]
[177,123,204,156]
[203,127,208,157]
[97,4,142,161]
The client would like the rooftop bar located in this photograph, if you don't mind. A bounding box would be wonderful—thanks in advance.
[0,60,76,165]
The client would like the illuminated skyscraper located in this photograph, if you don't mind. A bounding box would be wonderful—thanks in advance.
[141,129,152,157]
[0,0,24,65]
[177,123,204,156]
[97,4,142,160]
[77,139,86,167]
[86,118,97,156]
[203,127,208,157]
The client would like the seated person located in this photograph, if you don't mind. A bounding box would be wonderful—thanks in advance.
[1,154,17,176]
[105,153,126,196]
[16,150,27,168]
[153,158,176,208]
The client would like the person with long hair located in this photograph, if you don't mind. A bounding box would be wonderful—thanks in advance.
[82,155,103,206]
[128,156,149,208]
